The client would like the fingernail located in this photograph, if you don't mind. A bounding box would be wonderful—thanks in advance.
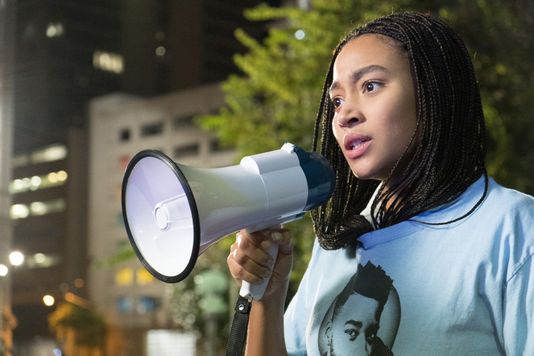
[272,232,283,242]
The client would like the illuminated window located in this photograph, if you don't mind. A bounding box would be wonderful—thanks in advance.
[137,296,159,314]
[10,170,68,194]
[136,268,154,285]
[31,144,67,164]
[46,22,64,38]
[26,253,60,268]
[9,199,65,219]
[30,199,65,216]
[117,296,133,314]
[115,267,134,286]
[155,46,166,57]
[10,204,30,219]
[93,50,124,74]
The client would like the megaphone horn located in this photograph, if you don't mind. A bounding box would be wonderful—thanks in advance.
[121,142,334,299]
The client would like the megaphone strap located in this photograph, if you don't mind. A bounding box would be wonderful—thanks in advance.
[226,295,253,356]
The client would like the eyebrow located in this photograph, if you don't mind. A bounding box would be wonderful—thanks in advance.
[329,64,389,95]
[345,320,363,329]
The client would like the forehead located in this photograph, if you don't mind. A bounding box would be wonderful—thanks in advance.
[335,293,379,320]
[333,34,407,77]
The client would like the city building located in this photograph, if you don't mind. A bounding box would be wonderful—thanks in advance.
[88,83,235,355]
[9,132,88,354]
[8,0,271,353]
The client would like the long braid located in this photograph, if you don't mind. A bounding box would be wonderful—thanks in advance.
[312,12,488,250]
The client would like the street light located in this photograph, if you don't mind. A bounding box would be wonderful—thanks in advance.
[0,264,8,277]
[43,295,55,307]
[8,251,24,267]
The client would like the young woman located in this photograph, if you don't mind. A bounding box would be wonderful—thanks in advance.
[227,12,534,355]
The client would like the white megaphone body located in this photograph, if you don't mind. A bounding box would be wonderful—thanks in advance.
[121,142,334,300]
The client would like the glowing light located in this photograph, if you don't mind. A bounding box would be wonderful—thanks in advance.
[34,253,47,264]
[9,251,25,266]
[294,29,306,40]
[56,170,68,181]
[93,50,124,74]
[46,23,64,38]
[30,175,42,190]
[30,201,47,215]
[155,46,166,56]
[48,172,58,183]
[31,144,67,163]
[0,264,8,277]
[43,295,55,307]
[10,204,29,219]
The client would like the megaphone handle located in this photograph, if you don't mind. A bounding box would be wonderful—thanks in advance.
[239,243,279,300]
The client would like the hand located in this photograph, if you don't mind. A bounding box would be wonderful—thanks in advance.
[227,227,292,302]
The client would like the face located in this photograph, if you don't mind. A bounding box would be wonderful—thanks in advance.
[329,34,417,183]
[324,293,380,355]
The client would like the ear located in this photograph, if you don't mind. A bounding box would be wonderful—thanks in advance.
[325,321,333,341]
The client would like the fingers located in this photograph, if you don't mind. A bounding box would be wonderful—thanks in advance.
[227,228,290,284]
[228,230,272,284]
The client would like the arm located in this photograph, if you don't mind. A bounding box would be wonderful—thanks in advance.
[227,228,292,356]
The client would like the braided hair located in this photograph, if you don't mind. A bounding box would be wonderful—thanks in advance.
[312,12,488,250]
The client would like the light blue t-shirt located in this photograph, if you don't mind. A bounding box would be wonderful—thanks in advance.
[284,177,534,355]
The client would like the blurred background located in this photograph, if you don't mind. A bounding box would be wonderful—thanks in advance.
[0,0,532,355]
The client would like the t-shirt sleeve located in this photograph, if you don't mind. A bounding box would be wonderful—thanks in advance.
[284,239,322,355]
[502,252,534,355]
[502,201,534,356]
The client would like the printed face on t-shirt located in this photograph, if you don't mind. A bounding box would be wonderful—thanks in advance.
[326,292,379,355]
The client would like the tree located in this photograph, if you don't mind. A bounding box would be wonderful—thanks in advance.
[200,0,533,297]
[200,0,424,296]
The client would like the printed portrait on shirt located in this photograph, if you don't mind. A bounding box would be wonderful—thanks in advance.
[318,262,400,356]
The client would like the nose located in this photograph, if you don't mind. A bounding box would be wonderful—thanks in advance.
[335,111,360,129]
[334,97,362,128]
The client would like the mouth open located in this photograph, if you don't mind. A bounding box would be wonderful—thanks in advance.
[343,135,372,159]
[345,137,371,151]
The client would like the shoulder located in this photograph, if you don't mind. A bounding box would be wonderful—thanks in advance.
[483,178,534,220]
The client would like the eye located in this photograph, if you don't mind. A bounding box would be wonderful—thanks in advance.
[344,328,359,341]
[330,97,344,110]
[363,81,382,93]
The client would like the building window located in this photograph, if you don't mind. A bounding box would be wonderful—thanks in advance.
[115,267,134,286]
[26,253,60,268]
[46,22,64,38]
[141,122,164,137]
[172,115,195,130]
[93,50,124,74]
[117,296,134,314]
[136,268,154,285]
[173,143,199,159]
[10,198,66,219]
[30,144,67,164]
[10,170,68,194]
[137,296,159,314]
[119,128,130,142]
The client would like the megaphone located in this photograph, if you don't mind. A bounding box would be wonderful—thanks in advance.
[121,142,334,300]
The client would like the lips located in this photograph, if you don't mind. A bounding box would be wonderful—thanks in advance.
[343,133,372,159]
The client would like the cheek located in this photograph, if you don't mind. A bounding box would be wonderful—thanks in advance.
[331,118,343,144]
